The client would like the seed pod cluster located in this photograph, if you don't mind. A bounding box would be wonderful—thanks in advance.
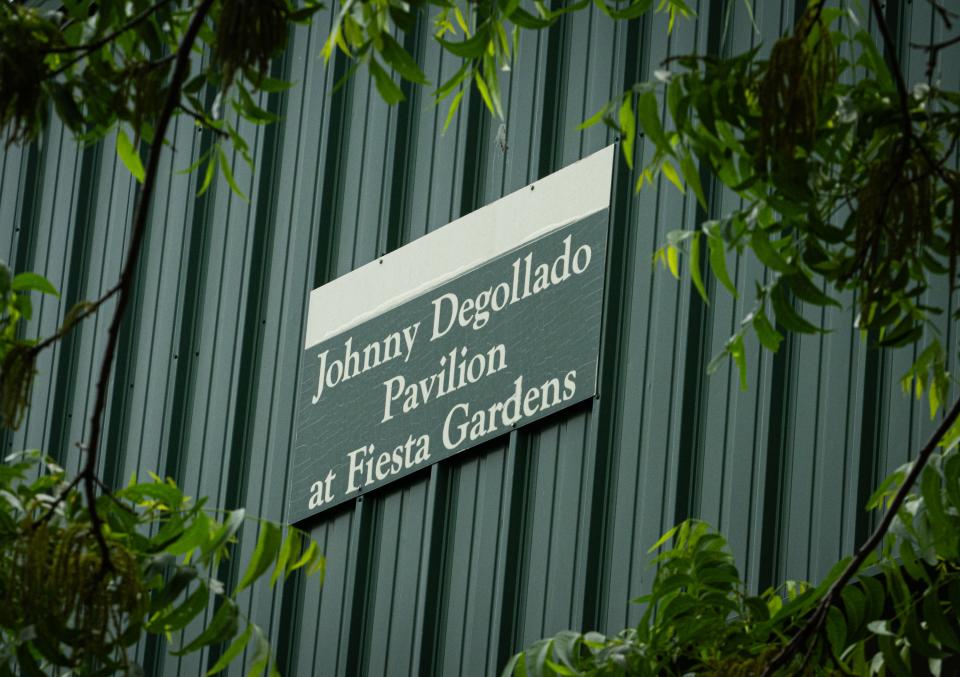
[0,521,145,668]
[0,6,54,146]
[0,344,37,431]
[851,148,938,312]
[756,4,836,177]
[213,0,292,88]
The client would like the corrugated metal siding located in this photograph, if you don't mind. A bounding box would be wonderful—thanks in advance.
[2,1,958,674]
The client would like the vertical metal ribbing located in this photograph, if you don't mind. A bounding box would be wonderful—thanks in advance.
[574,0,654,633]
[671,0,729,531]
[409,463,451,675]
[137,124,216,677]
[312,49,352,290]
[47,145,102,464]
[487,431,531,672]
[1,141,43,458]
[383,23,424,257]
[338,496,378,676]
[850,0,908,552]
[205,55,291,675]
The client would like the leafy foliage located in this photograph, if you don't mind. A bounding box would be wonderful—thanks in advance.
[0,451,323,675]
[504,440,960,675]
[5,0,960,674]
[0,261,59,430]
[505,1,960,674]
[0,273,324,675]
[321,0,692,124]
[0,0,321,195]
[600,3,960,406]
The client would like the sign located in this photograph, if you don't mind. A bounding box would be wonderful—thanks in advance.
[288,146,614,521]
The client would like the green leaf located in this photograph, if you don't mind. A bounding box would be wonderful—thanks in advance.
[183,73,206,95]
[921,466,951,541]
[728,333,748,390]
[166,512,211,558]
[10,273,58,297]
[47,82,84,132]
[749,230,791,273]
[197,153,217,197]
[705,227,738,297]
[878,634,911,677]
[380,34,429,85]
[751,308,783,351]
[666,244,680,278]
[117,129,146,183]
[236,521,283,593]
[173,600,239,655]
[636,91,671,153]
[247,624,272,677]
[825,606,847,657]
[368,58,405,105]
[253,76,296,93]
[443,90,465,133]
[783,272,841,308]
[217,148,248,202]
[680,151,707,209]
[866,470,905,510]
[661,160,684,194]
[434,62,470,101]
[770,283,819,334]
[649,524,679,553]
[578,101,612,131]
[601,0,655,20]
[147,582,209,632]
[202,508,246,560]
[149,565,198,613]
[473,71,496,116]
[841,584,866,633]
[619,95,635,168]
[437,27,490,58]
[271,529,299,587]
[288,539,319,574]
[689,232,707,302]
[205,623,253,675]
[878,315,923,348]
[510,7,554,28]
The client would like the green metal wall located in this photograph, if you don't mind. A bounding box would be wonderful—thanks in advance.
[2,1,957,674]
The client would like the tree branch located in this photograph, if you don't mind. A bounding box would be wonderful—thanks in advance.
[763,396,960,675]
[911,33,960,80]
[44,0,176,55]
[177,103,228,137]
[762,5,960,672]
[80,0,215,577]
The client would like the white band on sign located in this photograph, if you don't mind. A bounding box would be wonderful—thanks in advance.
[303,144,615,350]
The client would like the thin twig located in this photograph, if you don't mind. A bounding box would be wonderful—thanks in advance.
[762,4,960,672]
[925,0,957,30]
[911,33,960,53]
[177,103,228,137]
[762,395,960,674]
[43,0,176,55]
[31,474,82,528]
[80,0,216,578]
[29,285,121,356]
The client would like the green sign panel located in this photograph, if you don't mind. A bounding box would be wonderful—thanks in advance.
[289,210,609,521]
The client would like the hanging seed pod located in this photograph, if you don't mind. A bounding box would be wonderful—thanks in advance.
[5,520,146,668]
[213,0,292,88]
[755,2,836,177]
[0,6,53,146]
[0,344,38,430]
